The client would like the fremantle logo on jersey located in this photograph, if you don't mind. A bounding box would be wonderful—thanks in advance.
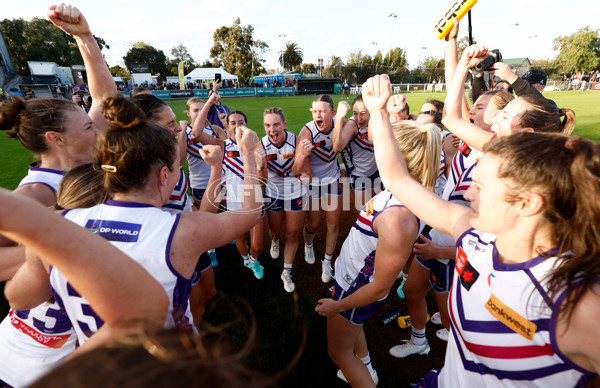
[85,219,142,243]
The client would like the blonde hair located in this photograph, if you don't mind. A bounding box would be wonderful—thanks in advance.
[392,121,441,192]
[185,97,205,112]
[57,163,108,209]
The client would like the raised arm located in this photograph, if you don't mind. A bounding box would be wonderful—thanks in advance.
[48,4,117,131]
[364,75,470,239]
[444,18,470,118]
[442,45,498,153]
[191,92,221,140]
[197,144,224,214]
[1,189,168,328]
[292,128,314,177]
[331,101,355,152]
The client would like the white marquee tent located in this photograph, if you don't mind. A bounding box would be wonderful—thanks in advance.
[184,67,238,82]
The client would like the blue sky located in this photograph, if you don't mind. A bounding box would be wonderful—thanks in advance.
[2,0,598,71]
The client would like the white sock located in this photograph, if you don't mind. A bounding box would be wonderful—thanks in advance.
[359,353,374,374]
[305,243,313,249]
[242,255,250,265]
[411,327,427,345]
[250,255,258,263]
[324,253,333,262]
[283,263,292,274]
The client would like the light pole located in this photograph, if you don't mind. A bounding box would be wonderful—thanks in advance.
[387,13,397,49]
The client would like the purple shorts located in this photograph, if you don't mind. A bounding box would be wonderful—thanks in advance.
[333,281,384,325]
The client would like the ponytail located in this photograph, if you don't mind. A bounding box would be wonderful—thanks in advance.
[392,121,441,192]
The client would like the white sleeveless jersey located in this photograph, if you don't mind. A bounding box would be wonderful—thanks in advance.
[346,118,377,178]
[50,201,193,344]
[186,124,217,190]
[17,162,65,193]
[223,139,245,210]
[305,120,340,185]
[162,166,193,215]
[335,190,424,295]
[0,304,76,387]
[261,132,305,200]
[434,228,593,387]
[443,141,483,206]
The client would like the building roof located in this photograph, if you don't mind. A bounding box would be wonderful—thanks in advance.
[503,57,531,65]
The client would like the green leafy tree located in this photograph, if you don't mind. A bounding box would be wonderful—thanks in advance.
[109,65,129,82]
[419,56,445,83]
[278,42,303,71]
[209,18,268,83]
[301,63,316,74]
[0,17,108,75]
[123,42,168,81]
[322,55,343,78]
[170,44,196,67]
[553,26,600,74]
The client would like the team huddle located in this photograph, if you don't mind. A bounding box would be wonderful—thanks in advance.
[0,3,599,388]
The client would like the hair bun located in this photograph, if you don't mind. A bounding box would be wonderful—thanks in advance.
[102,95,146,130]
[0,96,26,133]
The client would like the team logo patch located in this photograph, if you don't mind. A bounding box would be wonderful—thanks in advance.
[314,140,327,148]
[265,154,277,161]
[188,138,200,145]
[459,260,479,291]
[283,153,295,159]
[485,294,537,340]
[459,142,471,157]
[455,247,468,275]
[85,219,141,243]
[359,132,368,139]
[226,150,240,157]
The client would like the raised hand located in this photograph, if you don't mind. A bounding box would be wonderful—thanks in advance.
[337,100,351,118]
[298,138,314,158]
[459,44,489,69]
[236,126,259,153]
[47,4,90,37]
[199,145,223,167]
[387,94,408,114]
[361,74,392,112]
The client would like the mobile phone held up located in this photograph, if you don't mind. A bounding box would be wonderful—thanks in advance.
[214,73,222,84]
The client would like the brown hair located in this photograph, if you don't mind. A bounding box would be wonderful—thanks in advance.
[487,132,600,322]
[131,94,168,122]
[392,121,441,192]
[0,97,80,153]
[56,163,108,209]
[98,95,177,194]
[185,97,205,112]
[518,96,576,135]
[424,99,444,115]
[351,94,363,106]
[482,89,514,110]
[263,107,286,123]
[313,94,334,110]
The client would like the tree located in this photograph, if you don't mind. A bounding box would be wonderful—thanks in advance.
[419,56,445,83]
[170,44,196,67]
[0,17,109,75]
[209,18,268,83]
[323,55,343,78]
[123,42,168,81]
[301,63,316,74]
[553,26,600,74]
[279,42,303,71]
[109,65,129,82]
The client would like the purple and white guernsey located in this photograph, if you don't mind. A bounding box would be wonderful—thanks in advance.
[17,161,65,193]
[422,228,594,387]
[335,190,424,298]
[261,131,305,200]
[305,120,340,186]
[162,167,193,215]
[442,141,483,206]
[346,118,377,178]
[50,200,193,345]
[186,124,217,191]
[223,138,246,211]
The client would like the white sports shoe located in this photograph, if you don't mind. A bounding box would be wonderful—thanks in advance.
[321,260,333,283]
[389,339,430,358]
[436,328,449,342]
[281,271,295,293]
[337,368,379,385]
[270,239,280,259]
[304,244,315,264]
[431,312,442,325]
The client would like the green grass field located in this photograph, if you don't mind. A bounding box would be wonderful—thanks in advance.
[1,90,599,190]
